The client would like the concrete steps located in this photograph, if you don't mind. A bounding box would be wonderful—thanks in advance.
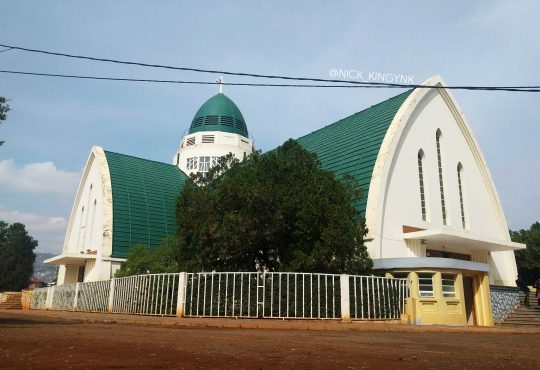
[500,292,540,327]
[0,292,22,310]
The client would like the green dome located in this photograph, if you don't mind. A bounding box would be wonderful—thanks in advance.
[188,93,248,137]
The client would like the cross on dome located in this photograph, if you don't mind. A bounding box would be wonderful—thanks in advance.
[216,76,224,93]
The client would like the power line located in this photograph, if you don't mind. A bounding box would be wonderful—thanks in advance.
[2,69,540,92]
[1,42,539,92]
[0,42,381,86]
[0,70,395,88]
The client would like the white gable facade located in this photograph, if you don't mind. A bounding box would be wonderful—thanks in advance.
[366,76,524,325]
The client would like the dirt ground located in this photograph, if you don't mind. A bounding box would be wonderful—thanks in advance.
[0,310,537,369]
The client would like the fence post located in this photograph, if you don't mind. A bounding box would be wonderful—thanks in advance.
[45,286,55,310]
[340,274,350,321]
[108,278,116,313]
[176,272,187,317]
[73,283,80,311]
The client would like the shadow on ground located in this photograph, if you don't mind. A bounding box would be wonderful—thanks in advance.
[0,316,84,326]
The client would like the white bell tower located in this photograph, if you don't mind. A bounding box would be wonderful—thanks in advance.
[172,82,253,175]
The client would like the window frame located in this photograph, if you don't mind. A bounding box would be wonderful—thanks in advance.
[198,156,211,173]
[202,135,215,144]
[417,149,427,221]
[441,274,456,298]
[186,157,198,171]
[436,129,448,225]
[457,163,467,229]
[418,273,435,297]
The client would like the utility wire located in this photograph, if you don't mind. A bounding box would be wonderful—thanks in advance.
[1,42,539,92]
[0,69,397,88]
[2,69,540,92]
[0,42,381,86]
[1,69,384,88]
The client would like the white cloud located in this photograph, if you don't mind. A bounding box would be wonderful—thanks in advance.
[0,159,80,197]
[0,205,67,254]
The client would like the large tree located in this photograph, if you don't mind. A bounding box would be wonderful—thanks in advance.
[0,96,9,146]
[175,139,372,274]
[511,222,540,284]
[0,221,38,291]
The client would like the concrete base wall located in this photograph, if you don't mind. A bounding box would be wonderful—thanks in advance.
[490,285,519,323]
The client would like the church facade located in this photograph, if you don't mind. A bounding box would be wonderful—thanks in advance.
[45,75,525,325]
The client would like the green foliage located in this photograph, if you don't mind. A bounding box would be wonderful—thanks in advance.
[511,222,540,284]
[115,238,179,277]
[176,139,372,274]
[0,221,37,291]
[0,96,9,146]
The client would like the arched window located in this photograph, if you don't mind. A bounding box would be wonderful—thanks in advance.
[417,149,427,221]
[457,163,466,229]
[436,129,447,225]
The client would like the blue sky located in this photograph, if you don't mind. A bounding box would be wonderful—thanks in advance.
[1,1,539,253]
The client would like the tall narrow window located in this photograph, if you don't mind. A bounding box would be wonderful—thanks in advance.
[417,149,427,221]
[436,130,447,225]
[457,163,466,229]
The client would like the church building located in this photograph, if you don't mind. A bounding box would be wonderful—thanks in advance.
[45,75,525,325]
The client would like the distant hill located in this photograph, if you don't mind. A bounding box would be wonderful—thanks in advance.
[34,253,59,283]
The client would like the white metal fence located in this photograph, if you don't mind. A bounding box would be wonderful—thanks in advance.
[112,274,180,316]
[349,276,407,320]
[184,272,342,319]
[76,280,110,312]
[30,272,408,321]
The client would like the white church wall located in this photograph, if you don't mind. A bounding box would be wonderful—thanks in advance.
[54,146,115,284]
[84,259,97,281]
[63,151,105,257]
[380,90,503,248]
[489,251,517,286]
[110,261,122,277]
[57,265,67,285]
[172,131,253,174]
[62,265,79,285]
[366,77,518,286]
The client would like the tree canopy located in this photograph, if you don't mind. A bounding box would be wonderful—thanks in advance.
[175,139,372,274]
[0,96,9,146]
[511,222,540,284]
[0,221,37,291]
[115,238,180,277]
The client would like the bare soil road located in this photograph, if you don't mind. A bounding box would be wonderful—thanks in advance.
[0,310,537,369]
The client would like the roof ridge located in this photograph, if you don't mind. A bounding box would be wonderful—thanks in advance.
[103,150,179,168]
[296,89,414,140]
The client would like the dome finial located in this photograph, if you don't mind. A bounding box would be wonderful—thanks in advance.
[216,76,224,94]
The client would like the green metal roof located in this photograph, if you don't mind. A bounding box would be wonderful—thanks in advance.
[297,89,414,216]
[104,151,188,258]
[188,93,249,137]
